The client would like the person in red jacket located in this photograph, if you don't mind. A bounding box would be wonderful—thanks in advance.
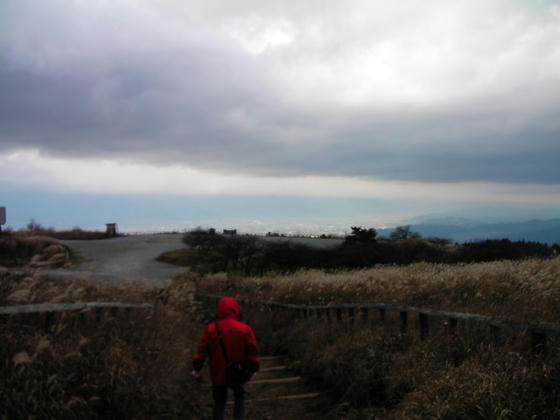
[192,297,259,420]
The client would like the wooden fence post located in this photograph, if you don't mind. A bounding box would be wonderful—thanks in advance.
[379,308,386,323]
[448,318,457,335]
[531,331,547,353]
[326,308,332,323]
[348,307,355,324]
[419,313,429,340]
[84,308,93,329]
[95,307,103,325]
[336,308,342,323]
[43,311,54,333]
[400,311,408,333]
[360,307,369,324]
[490,325,502,346]
[79,310,87,328]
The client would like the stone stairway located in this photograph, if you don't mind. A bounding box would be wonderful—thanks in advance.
[201,356,325,419]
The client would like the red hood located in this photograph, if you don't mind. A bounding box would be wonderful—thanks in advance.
[218,297,239,320]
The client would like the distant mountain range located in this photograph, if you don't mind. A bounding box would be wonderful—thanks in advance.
[378,218,560,245]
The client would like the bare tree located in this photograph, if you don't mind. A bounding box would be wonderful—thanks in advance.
[390,225,421,240]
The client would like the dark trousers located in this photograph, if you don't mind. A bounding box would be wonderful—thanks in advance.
[212,385,245,420]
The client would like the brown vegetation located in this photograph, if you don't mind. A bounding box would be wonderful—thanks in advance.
[169,228,559,276]
[3,244,560,418]
[1,272,204,419]
[0,234,72,268]
[192,257,560,419]
[15,228,116,241]
[195,257,560,323]
[0,271,150,306]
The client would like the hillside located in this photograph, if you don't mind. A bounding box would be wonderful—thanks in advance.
[379,218,560,244]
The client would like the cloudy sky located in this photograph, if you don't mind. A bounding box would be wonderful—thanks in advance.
[1,0,559,233]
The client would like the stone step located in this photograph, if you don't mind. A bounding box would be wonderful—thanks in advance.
[248,392,321,403]
[202,376,301,391]
[201,388,320,405]
[227,392,320,406]
[260,356,282,361]
[259,365,287,372]
[256,365,287,379]
[260,356,283,363]
[248,376,301,385]
[246,379,313,401]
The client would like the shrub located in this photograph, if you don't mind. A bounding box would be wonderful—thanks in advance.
[0,235,70,267]
[344,226,377,244]
[173,231,558,276]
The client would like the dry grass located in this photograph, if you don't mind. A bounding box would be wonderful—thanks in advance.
[4,255,559,418]
[0,270,154,306]
[1,271,205,419]
[0,234,72,268]
[192,257,560,419]
[196,257,560,323]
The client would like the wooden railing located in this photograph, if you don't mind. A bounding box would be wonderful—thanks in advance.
[0,302,154,332]
[0,302,153,315]
[194,293,560,352]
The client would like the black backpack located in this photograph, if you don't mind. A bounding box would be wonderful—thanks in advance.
[215,322,251,386]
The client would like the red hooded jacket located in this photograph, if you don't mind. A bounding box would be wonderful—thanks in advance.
[193,297,259,385]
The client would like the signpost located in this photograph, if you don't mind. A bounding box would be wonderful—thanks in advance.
[0,207,5,232]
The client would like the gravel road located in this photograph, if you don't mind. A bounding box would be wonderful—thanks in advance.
[45,233,343,287]
[49,234,187,286]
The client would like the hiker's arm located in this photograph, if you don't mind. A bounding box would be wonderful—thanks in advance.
[192,326,211,371]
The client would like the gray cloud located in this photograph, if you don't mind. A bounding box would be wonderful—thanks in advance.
[1,0,559,184]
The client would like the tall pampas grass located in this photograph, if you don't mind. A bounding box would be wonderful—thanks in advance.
[192,257,560,419]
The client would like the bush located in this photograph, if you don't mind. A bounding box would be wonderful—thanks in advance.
[0,234,69,267]
[344,226,377,244]
[171,228,559,276]
[458,239,553,262]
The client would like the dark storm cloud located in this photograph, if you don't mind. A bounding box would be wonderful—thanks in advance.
[1,0,559,184]
[0,41,275,159]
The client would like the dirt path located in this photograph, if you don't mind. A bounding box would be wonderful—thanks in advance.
[47,234,187,286]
